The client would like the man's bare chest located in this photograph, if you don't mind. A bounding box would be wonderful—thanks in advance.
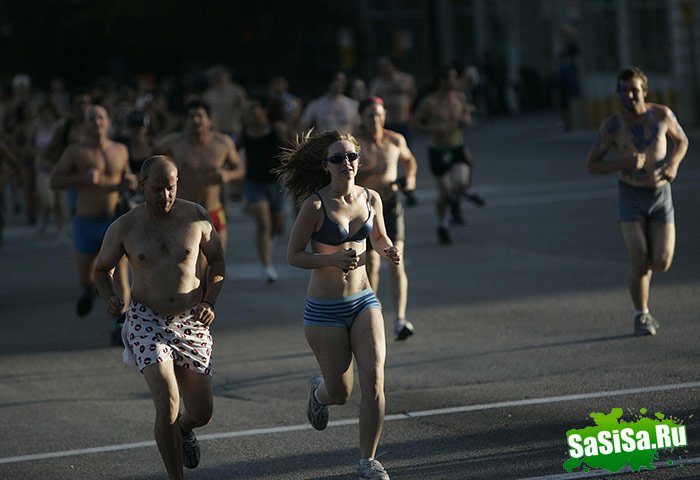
[127,225,200,266]
[77,146,124,176]
[173,142,224,171]
[431,98,462,121]
[613,112,665,152]
[361,142,399,175]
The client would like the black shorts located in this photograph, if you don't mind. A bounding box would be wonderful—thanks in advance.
[428,145,469,177]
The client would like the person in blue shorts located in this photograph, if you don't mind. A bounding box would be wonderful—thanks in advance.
[275,130,400,479]
[238,96,289,283]
[50,105,137,322]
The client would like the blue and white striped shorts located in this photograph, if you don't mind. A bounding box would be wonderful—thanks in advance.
[303,288,381,328]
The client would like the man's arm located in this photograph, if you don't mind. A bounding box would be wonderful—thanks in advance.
[0,141,21,175]
[458,92,473,128]
[196,205,225,325]
[368,190,400,265]
[151,133,176,156]
[586,116,644,174]
[49,146,99,190]
[396,134,417,191]
[661,107,689,181]
[94,219,127,317]
[221,136,245,182]
[299,100,317,132]
[409,98,436,134]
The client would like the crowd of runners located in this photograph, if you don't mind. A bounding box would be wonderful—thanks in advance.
[0,61,688,479]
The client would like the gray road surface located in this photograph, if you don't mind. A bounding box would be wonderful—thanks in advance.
[1,113,699,479]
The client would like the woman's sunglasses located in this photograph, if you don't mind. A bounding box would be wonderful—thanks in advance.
[327,152,360,164]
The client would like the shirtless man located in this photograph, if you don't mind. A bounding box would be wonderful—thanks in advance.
[356,97,417,341]
[155,99,245,250]
[202,65,248,141]
[411,66,477,245]
[49,105,137,318]
[587,67,689,336]
[94,156,225,479]
[369,56,417,146]
[45,90,92,237]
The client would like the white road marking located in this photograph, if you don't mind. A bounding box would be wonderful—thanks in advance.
[1,381,698,465]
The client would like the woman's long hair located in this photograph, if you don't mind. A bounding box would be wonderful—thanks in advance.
[274,129,360,205]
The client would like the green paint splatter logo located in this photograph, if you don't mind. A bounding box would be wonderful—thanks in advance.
[564,408,688,473]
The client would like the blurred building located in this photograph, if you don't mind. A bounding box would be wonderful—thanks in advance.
[2,0,698,126]
[356,0,700,126]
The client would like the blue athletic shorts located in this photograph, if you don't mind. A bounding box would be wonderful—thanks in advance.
[303,288,381,328]
[244,180,285,213]
[73,215,115,254]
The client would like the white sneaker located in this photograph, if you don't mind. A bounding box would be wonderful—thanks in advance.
[265,265,279,284]
[358,458,390,479]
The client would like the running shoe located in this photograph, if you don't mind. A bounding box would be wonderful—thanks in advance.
[109,320,123,347]
[465,192,486,207]
[394,319,415,341]
[358,458,390,480]
[265,265,279,284]
[307,375,328,430]
[634,313,658,336]
[181,428,200,469]
[448,200,466,226]
[437,226,452,245]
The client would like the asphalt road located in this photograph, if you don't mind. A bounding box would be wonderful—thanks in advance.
[1,113,699,480]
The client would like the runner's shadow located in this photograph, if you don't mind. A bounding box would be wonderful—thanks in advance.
[388,333,636,371]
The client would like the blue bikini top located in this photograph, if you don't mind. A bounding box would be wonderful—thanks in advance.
[311,187,373,246]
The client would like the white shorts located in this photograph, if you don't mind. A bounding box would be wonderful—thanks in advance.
[122,301,213,376]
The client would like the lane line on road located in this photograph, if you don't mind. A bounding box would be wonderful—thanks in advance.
[1,380,698,465]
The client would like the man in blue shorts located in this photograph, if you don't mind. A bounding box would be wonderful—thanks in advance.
[50,105,137,322]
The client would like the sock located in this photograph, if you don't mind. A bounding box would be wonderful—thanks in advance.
[635,309,649,317]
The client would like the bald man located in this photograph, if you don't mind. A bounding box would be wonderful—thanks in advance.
[95,155,225,479]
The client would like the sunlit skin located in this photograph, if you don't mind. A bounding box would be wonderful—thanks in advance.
[410,68,475,232]
[94,157,225,480]
[49,105,136,309]
[286,136,400,462]
[356,102,417,324]
[586,71,689,320]
[154,105,245,251]
[618,78,646,114]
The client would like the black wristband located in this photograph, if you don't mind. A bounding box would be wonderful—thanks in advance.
[200,300,215,310]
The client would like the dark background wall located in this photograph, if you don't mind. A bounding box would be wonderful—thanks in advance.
[0,0,362,97]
